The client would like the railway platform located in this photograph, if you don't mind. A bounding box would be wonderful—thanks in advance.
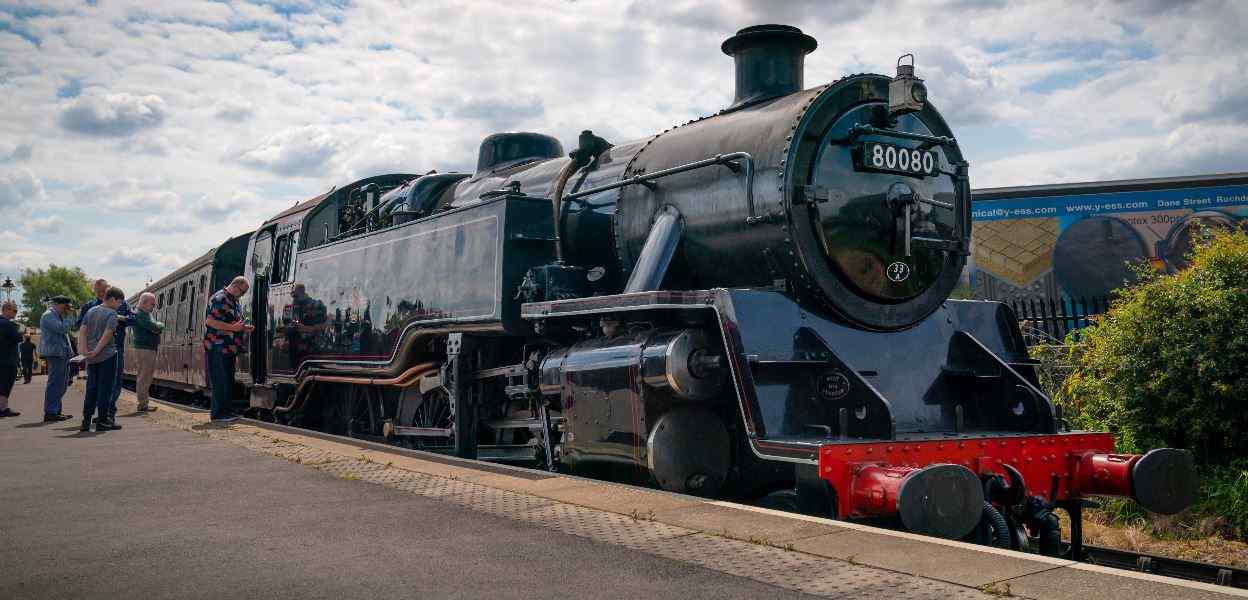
[1,377,1241,600]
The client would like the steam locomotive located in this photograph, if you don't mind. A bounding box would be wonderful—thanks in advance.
[126,25,1196,556]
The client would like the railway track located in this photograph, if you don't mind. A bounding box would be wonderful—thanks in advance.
[145,393,1247,591]
[1080,544,1247,589]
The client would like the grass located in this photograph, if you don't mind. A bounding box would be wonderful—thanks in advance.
[1058,444,1248,553]
[1071,505,1248,568]
[628,508,656,521]
[979,582,1013,597]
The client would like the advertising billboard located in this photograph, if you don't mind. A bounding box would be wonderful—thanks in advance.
[969,174,1248,304]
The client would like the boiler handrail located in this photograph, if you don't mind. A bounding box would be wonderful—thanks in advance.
[563,152,760,225]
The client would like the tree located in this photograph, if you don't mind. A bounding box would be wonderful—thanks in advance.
[17,265,93,327]
[1060,228,1248,466]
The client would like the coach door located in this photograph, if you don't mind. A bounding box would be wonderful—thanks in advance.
[266,229,297,376]
[249,230,274,384]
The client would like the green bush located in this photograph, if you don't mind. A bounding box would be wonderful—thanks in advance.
[1059,228,1248,466]
[1027,343,1080,400]
[1194,462,1248,539]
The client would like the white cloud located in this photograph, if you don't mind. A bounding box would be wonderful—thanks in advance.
[143,215,196,234]
[0,141,33,163]
[62,177,181,215]
[193,190,259,219]
[103,249,154,268]
[29,215,65,234]
[235,124,341,176]
[118,134,175,157]
[0,168,46,227]
[58,90,168,137]
[214,98,256,122]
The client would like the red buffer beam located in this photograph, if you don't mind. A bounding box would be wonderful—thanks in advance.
[818,433,1197,538]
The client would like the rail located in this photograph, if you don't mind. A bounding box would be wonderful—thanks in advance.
[1082,544,1247,589]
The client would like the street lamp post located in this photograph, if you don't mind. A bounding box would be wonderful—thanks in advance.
[0,276,14,302]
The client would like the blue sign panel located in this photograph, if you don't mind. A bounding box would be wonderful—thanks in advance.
[969,182,1248,305]
[972,184,1248,222]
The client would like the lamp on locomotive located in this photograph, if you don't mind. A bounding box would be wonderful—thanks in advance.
[889,54,927,119]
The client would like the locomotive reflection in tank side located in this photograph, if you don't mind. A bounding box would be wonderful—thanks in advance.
[278,283,330,367]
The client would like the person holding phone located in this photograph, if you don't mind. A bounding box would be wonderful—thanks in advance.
[78,287,126,432]
[77,278,133,422]
[203,276,253,423]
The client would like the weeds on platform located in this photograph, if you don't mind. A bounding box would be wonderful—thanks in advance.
[628,508,656,521]
[980,581,1013,597]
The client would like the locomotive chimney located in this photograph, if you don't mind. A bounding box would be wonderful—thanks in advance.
[721,24,817,110]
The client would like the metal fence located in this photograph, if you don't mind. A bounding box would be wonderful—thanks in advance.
[1008,296,1110,345]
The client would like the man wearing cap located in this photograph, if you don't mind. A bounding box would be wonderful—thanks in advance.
[0,300,21,418]
[39,296,76,421]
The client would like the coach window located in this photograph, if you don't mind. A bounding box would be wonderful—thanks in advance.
[252,230,274,277]
[196,275,207,332]
[272,233,293,283]
[288,233,298,279]
[178,281,189,339]
[187,283,196,334]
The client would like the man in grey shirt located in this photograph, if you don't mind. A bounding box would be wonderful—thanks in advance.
[79,286,125,432]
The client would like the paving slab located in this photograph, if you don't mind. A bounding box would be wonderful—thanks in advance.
[530,479,702,515]
[1001,563,1241,600]
[791,528,1072,588]
[652,502,847,544]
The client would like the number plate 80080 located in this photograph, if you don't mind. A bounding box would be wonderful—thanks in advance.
[856,141,938,177]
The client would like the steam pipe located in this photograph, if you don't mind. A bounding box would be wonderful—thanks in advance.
[549,159,578,263]
[275,362,440,414]
[623,206,683,293]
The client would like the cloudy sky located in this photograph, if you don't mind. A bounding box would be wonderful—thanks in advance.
[1,0,1245,303]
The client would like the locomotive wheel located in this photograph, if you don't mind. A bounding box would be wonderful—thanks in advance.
[406,388,455,451]
[346,387,377,438]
